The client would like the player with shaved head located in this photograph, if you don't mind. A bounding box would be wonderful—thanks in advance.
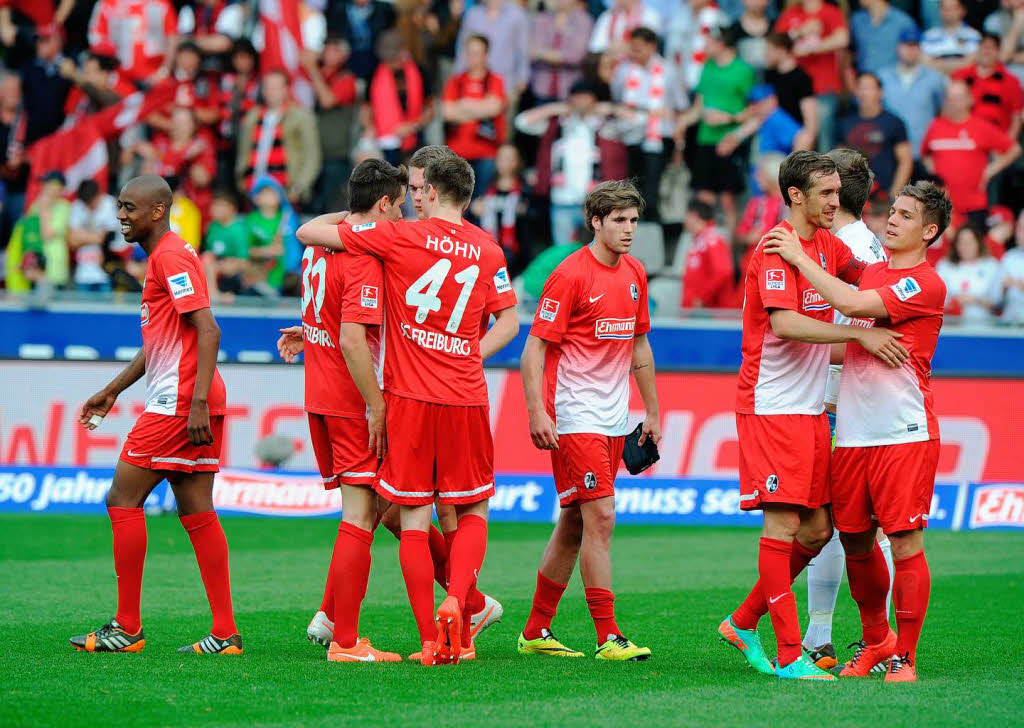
[70,175,242,656]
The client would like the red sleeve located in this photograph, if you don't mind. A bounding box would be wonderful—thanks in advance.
[442,76,460,102]
[337,219,398,261]
[1008,76,1024,113]
[981,119,1014,154]
[485,252,518,314]
[831,233,866,285]
[773,8,795,32]
[877,270,946,324]
[823,4,847,30]
[331,75,357,106]
[489,73,507,101]
[709,239,735,296]
[529,268,576,343]
[154,247,211,314]
[340,253,384,326]
[635,271,651,336]
[682,246,713,308]
[758,249,800,311]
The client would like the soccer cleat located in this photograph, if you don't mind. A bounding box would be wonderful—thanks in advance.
[327,638,401,663]
[806,642,838,671]
[775,654,837,680]
[838,632,897,677]
[178,633,243,655]
[434,596,463,665]
[416,641,439,666]
[307,610,334,648]
[718,617,775,675]
[469,594,503,640]
[594,634,651,661]
[69,619,145,653]
[884,653,917,683]
[517,628,585,658]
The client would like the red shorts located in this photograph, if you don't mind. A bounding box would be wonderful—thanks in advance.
[551,433,625,507]
[831,439,939,535]
[374,394,495,506]
[120,412,224,473]
[737,412,831,511]
[307,413,379,489]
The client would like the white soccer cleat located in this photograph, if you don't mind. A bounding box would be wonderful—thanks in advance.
[307,610,334,647]
[469,594,503,640]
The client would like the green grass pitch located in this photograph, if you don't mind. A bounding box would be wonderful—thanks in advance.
[2,515,1023,727]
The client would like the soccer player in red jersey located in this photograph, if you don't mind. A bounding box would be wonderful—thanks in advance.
[281,160,409,662]
[718,151,909,680]
[70,176,241,655]
[763,181,952,683]
[298,156,519,665]
[517,180,662,661]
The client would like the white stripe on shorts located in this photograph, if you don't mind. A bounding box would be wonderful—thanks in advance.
[437,482,494,500]
[376,478,433,499]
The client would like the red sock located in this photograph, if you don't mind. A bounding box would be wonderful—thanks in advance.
[319,523,346,621]
[759,537,802,666]
[845,543,891,645]
[465,584,486,615]
[179,511,237,639]
[443,530,457,585]
[893,550,930,661]
[330,522,373,649]
[585,587,621,643]
[523,571,567,640]
[447,515,487,610]
[732,538,818,630]
[399,530,435,643]
[428,525,449,590]
[108,507,146,634]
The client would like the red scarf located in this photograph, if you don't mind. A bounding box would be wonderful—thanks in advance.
[370,60,424,151]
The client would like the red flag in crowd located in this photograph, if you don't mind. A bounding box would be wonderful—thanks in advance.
[259,0,313,106]
[26,80,177,205]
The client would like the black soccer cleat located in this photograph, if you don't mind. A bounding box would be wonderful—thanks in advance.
[69,619,145,653]
[178,633,244,655]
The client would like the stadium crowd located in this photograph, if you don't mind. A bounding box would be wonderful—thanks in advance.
[3,0,1024,321]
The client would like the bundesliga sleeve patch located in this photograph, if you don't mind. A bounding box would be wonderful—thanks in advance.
[891,276,921,302]
[360,285,379,308]
[539,298,560,322]
[167,271,195,299]
[493,266,512,294]
[352,222,376,232]
[766,269,785,290]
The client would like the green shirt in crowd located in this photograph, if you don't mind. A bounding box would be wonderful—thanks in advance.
[695,54,755,147]
[244,210,285,288]
[205,219,250,260]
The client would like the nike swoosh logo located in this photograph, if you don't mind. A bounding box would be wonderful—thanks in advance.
[769,594,786,604]
[589,294,605,303]
[909,514,922,523]
[127,450,147,458]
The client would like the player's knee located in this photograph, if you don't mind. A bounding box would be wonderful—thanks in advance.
[804,521,834,551]
[887,530,924,560]
[582,504,616,539]
[838,529,875,555]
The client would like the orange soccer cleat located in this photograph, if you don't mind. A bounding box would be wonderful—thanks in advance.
[839,631,897,677]
[327,638,401,663]
[884,653,918,683]
[433,596,463,665]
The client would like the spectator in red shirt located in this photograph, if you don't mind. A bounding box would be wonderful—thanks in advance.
[921,80,1021,227]
[952,33,1024,138]
[732,152,786,305]
[152,41,222,130]
[136,106,216,222]
[442,34,507,199]
[774,0,848,150]
[59,46,135,130]
[87,0,177,83]
[369,29,433,166]
[681,200,735,310]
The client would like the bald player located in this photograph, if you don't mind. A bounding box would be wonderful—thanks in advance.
[70,175,242,655]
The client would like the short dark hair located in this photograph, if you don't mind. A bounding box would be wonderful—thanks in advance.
[425,156,475,208]
[176,40,201,57]
[828,148,874,217]
[409,145,457,171]
[711,24,739,48]
[779,151,838,207]
[466,34,489,52]
[766,31,793,53]
[688,200,716,222]
[77,179,100,204]
[348,159,409,213]
[981,31,1002,46]
[857,71,882,89]
[212,187,239,208]
[584,179,645,232]
[629,26,658,45]
[899,180,953,246]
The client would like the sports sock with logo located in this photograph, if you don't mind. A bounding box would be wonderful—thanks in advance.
[447,515,488,610]
[399,529,436,643]
[428,525,449,589]
[759,537,803,666]
[108,506,147,634]
[331,522,374,649]
[319,522,345,622]
[732,538,818,631]
[845,543,891,645]
[179,511,238,639]
[893,549,930,661]
[803,531,844,649]
[585,587,621,643]
[523,571,567,640]
[878,534,895,616]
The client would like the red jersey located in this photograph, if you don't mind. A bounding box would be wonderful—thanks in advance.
[442,71,507,160]
[530,246,651,436]
[299,245,383,417]
[836,262,945,447]
[338,217,517,406]
[951,64,1024,133]
[921,115,1014,213]
[140,231,226,416]
[88,0,177,82]
[736,221,864,415]
[148,130,217,219]
[682,224,735,309]
[774,2,846,95]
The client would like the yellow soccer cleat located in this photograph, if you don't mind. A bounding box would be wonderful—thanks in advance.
[517,629,585,658]
[594,634,651,661]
